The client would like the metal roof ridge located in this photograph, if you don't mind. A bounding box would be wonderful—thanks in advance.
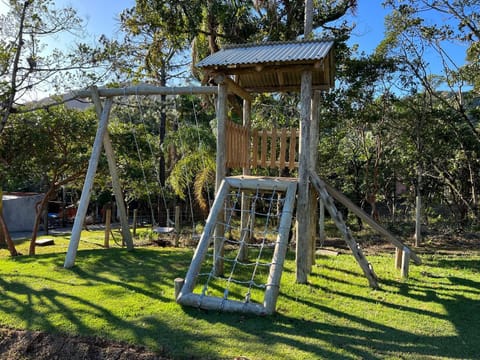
[222,38,335,50]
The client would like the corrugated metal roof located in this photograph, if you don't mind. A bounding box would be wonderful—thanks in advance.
[196,40,334,68]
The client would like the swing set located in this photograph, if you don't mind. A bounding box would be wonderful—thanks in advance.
[65,40,420,316]
[121,94,204,244]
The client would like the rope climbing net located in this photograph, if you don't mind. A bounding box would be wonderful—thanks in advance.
[177,176,297,315]
[200,185,282,304]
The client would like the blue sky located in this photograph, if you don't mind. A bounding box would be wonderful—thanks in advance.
[348,2,391,53]
[60,0,131,40]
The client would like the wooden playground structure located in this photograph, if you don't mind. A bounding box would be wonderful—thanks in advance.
[64,40,420,316]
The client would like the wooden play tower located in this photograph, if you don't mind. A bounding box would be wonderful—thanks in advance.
[175,40,421,315]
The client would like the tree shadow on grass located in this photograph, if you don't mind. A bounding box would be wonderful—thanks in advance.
[170,253,479,359]
[179,255,480,359]
[389,266,480,359]
[0,248,200,357]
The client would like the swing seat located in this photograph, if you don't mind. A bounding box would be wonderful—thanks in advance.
[153,226,176,238]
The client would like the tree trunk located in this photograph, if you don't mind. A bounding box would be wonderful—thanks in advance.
[0,213,18,256]
[0,1,31,135]
[414,110,424,247]
[30,190,53,255]
[366,193,380,221]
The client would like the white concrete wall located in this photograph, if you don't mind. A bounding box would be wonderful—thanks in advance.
[2,194,44,232]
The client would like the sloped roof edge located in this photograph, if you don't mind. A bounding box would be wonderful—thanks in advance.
[196,40,334,69]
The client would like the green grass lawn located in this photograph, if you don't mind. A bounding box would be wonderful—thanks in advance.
[0,230,479,359]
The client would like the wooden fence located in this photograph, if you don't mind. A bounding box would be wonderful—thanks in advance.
[226,120,299,170]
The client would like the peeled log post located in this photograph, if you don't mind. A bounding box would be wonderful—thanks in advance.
[104,207,111,249]
[174,278,185,301]
[401,247,410,278]
[295,70,312,284]
[239,99,252,261]
[309,91,321,267]
[214,82,228,276]
[174,205,180,247]
[90,87,133,250]
[178,181,230,297]
[296,0,315,283]
[64,98,113,268]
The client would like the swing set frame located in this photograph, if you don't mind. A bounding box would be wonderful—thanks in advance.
[63,85,218,268]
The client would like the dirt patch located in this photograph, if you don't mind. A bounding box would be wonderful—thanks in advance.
[414,232,480,254]
[0,327,169,360]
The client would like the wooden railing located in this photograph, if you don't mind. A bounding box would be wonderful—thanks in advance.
[226,120,299,170]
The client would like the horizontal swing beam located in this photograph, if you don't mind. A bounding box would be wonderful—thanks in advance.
[71,85,219,99]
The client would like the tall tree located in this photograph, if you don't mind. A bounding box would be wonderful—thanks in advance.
[376,0,480,240]
[379,0,480,142]
[0,0,110,134]
[114,0,359,83]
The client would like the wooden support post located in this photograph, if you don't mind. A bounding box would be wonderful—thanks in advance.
[319,199,326,245]
[178,181,230,297]
[64,98,113,268]
[309,91,321,267]
[0,189,3,244]
[401,247,410,278]
[214,82,228,276]
[308,186,317,271]
[104,207,111,248]
[415,193,422,246]
[296,70,312,284]
[395,247,402,270]
[90,87,133,251]
[216,82,228,193]
[309,171,379,289]
[239,99,251,261]
[132,209,138,237]
[304,0,313,37]
[174,278,185,301]
[321,179,421,265]
[174,205,180,247]
[264,181,297,314]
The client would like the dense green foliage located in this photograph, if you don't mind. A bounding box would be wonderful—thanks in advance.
[0,105,97,192]
[0,0,111,134]
[0,105,97,254]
